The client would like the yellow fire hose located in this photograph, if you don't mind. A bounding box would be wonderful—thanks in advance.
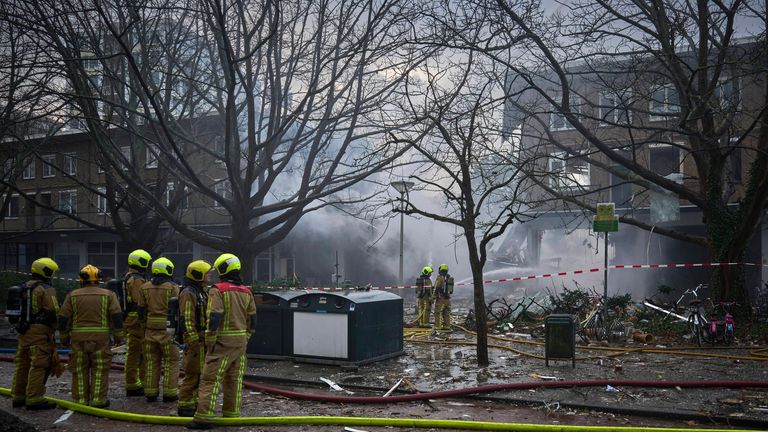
[0,387,759,432]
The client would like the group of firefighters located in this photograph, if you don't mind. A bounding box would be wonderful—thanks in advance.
[8,250,257,430]
[415,264,454,332]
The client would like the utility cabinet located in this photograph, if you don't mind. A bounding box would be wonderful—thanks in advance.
[247,290,305,359]
[544,314,576,368]
[290,291,404,366]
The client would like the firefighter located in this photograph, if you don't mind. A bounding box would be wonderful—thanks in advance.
[416,266,434,327]
[433,264,454,333]
[58,264,124,408]
[10,258,61,410]
[123,249,152,396]
[177,260,212,417]
[138,256,180,403]
[188,253,257,429]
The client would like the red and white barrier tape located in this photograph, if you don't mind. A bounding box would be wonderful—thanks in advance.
[6,261,765,292]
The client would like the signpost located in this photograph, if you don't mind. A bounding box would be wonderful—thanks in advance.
[593,203,619,325]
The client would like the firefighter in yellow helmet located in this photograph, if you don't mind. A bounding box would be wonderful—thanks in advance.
[416,266,434,327]
[123,249,151,396]
[177,260,212,417]
[10,258,61,410]
[58,264,124,407]
[433,264,454,333]
[188,253,257,429]
[137,256,180,403]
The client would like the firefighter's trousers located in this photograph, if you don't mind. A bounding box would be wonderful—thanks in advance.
[11,326,53,406]
[178,336,205,410]
[417,296,435,327]
[194,337,247,421]
[69,334,112,406]
[434,297,452,331]
[143,329,179,398]
[123,315,145,391]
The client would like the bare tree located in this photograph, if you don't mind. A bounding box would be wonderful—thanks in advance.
[452,0,768,302]
[3,0,431,277]
[396,41,537,365]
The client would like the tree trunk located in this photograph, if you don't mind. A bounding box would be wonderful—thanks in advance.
[704,205,747,304]
[466,236,489,366]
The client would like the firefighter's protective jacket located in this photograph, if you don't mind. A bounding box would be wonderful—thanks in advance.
[434,274,451,299]
[59,285,124,341]
[22,279,59,334]
[123,270,145,322]
[179,283,207,343]
[205,282,256,349]
[138,280,180,330]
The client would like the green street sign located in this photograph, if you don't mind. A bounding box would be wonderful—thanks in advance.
[593,218,619,232]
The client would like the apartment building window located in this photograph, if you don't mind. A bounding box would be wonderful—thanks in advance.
[649,144,681,176]
[146,144,158,168]
[713,76,741,110]
[87,241,116,279]
[96,187,108,214]
[58,190,77,214]
[214,179,232,208]
[63,153,77,175]
[4,195,20,218]
[166,182,188,209]
[120,146,131,170]
[22,158,35,179]
[599,91,632,125]
[549,95,582,131]
[213,136,226,166]
[548,151,590,190]
[42,154,56,178]
[649,85,680,120]
[3,159,13,177]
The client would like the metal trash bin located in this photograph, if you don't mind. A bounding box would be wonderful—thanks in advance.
[544,314,576,368]
[290,290,404,366]
[247,290,304,359]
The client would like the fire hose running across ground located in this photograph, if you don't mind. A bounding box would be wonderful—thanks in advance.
[0,385,767,432]
[2,354,768,431]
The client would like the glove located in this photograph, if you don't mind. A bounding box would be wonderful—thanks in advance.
[60,335,70,348]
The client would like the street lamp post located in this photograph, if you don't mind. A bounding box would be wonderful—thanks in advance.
[390,181,414,287]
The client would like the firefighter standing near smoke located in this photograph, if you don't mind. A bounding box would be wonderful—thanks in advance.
[177,260,211,417]
[138,257,180,403]
[123,249,152,396]
[416,266,434,327]
[432,264,454,333]
[10,258,61,410]
[188,253,257,430]
[58,264,124,407]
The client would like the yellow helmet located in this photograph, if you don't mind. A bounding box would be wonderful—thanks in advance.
[438,264,449,273]
[214,253,241,276]
[186,260,212,282]
[151,257,174,277]
[31,257,59,278]
[128,249,152,269]
[421,266,433,276]
[79,264,102,285]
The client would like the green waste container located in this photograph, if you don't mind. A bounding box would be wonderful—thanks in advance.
[544,314,576,367]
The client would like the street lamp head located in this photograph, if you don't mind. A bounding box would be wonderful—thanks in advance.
[390,180,414,194]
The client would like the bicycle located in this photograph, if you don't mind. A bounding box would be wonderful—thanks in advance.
[708,301,737,346]
[685,298,710,346]
[578,293,625,343]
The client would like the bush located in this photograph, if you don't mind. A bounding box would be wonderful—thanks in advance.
[548,286,592,317]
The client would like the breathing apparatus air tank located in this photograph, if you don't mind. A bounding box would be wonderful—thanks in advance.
[445,276,454,295]
[167,296,180,336]
[6,285,31,333]
[106,279,127,316]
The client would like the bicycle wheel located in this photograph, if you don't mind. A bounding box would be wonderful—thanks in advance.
[688,316,703,346]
